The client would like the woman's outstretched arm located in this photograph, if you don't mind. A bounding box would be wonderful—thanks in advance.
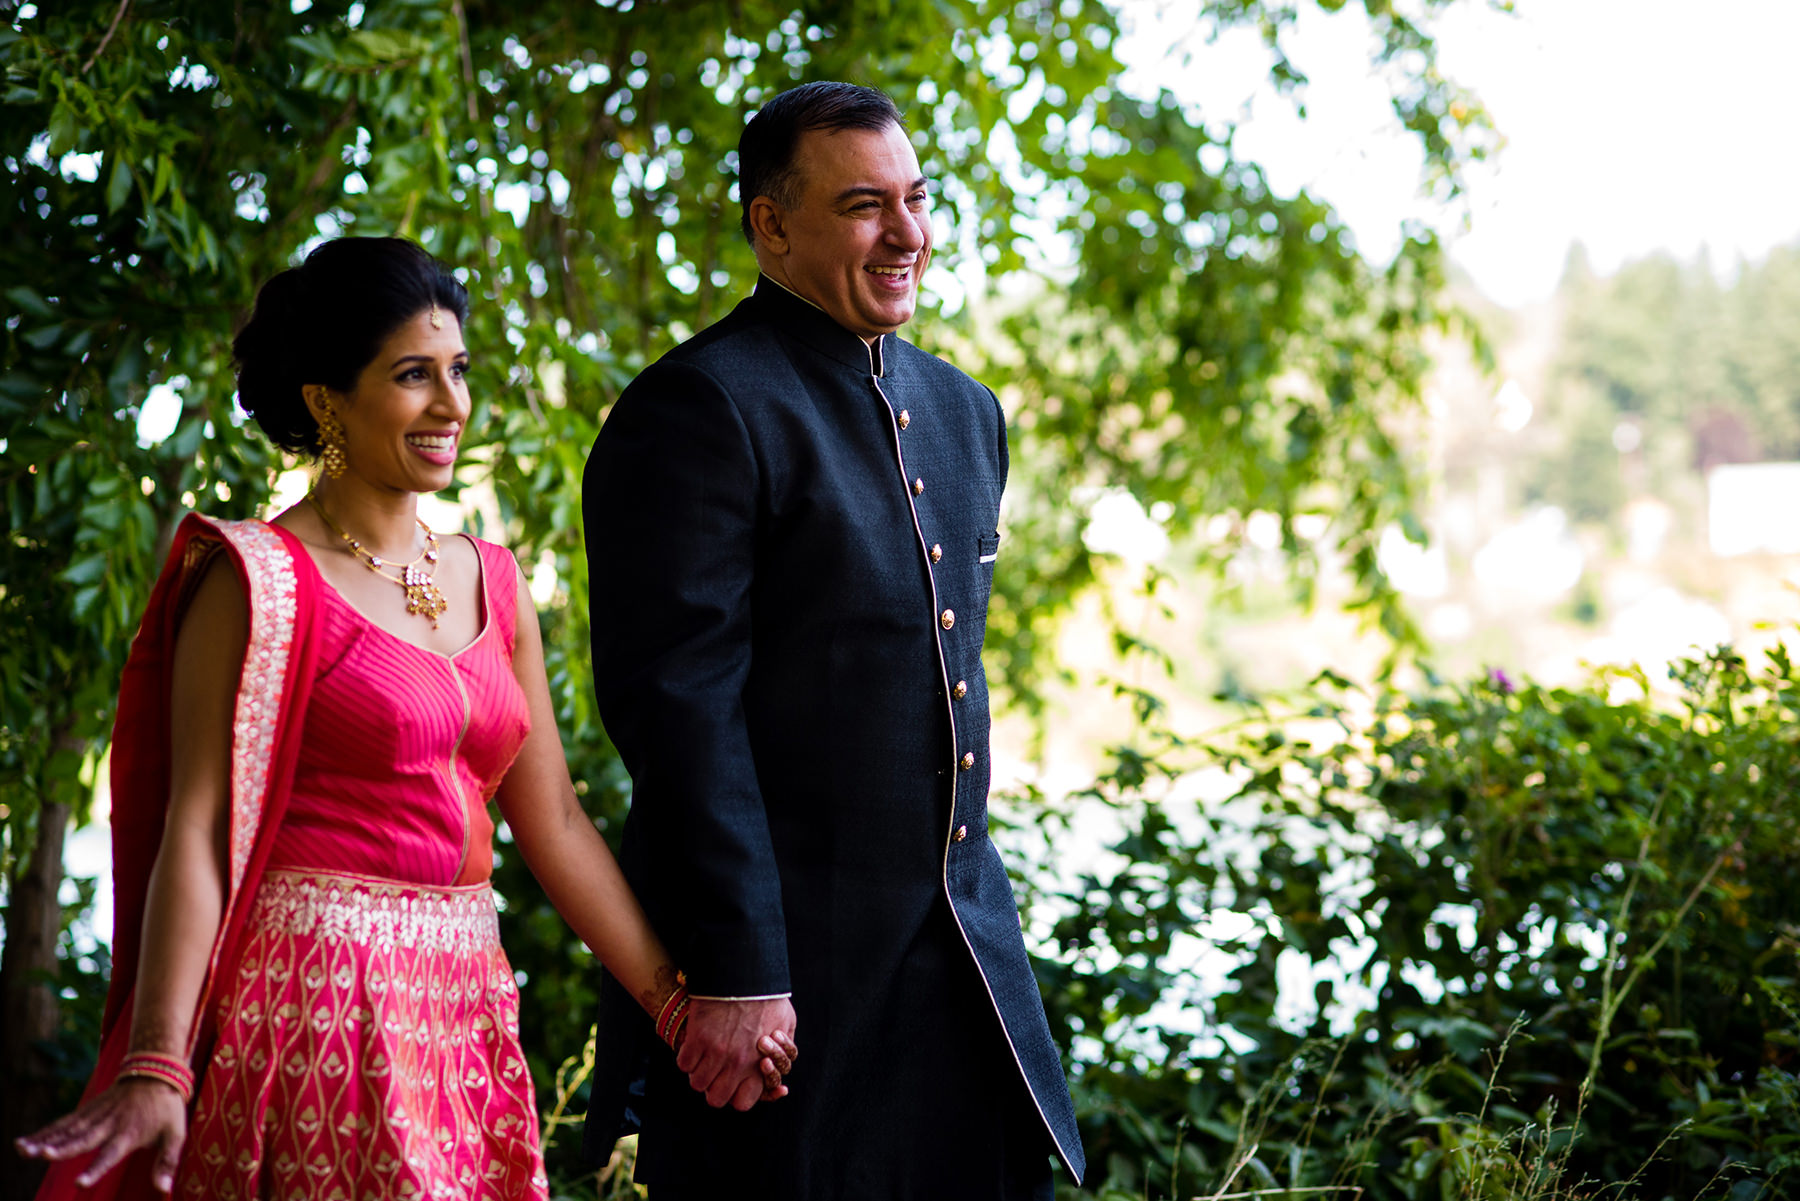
[493,560,795,1108]
[15,556,243,1193]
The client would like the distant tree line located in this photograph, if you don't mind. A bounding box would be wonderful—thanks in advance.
[1531,242,1800,527]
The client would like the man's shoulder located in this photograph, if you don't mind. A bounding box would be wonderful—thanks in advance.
[653,300,785,375]
[884,335,992,399]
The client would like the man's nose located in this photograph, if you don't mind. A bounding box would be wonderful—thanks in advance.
[884,208,925,251]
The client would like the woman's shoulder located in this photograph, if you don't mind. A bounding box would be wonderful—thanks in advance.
[167,512,293,567]
[177,511,298,549]
[167,513,316,618]
[457,534,524,653]
[460,532,522,577]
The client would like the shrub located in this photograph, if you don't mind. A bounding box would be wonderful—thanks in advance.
[1022,646,1800,1199]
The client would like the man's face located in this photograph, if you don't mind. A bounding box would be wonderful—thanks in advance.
[759,122,932,343]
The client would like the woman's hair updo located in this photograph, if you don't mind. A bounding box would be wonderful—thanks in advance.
[232,237,470,456]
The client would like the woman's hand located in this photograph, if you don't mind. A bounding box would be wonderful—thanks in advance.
[14,1079,189,1193]
[756,1030,799,1102]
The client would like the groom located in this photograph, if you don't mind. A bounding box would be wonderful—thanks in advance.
[581,81,1084,1199]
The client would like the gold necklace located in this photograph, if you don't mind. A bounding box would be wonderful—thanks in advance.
[307,494,449,628]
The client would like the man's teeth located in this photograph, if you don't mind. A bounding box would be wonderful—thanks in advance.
[867,266,908,276]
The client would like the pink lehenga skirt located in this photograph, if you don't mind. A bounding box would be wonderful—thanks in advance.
[177,868,550,1201]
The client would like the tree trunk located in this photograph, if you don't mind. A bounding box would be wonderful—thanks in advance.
[0,798,72,1199]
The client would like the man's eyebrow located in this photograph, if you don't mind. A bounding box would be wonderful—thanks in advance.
[833,177,930,204]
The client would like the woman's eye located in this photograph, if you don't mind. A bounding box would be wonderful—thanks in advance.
[452,362,469,378]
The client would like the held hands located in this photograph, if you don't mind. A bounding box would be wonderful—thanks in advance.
[14,1078,189,1194]
[674,996,799,1111]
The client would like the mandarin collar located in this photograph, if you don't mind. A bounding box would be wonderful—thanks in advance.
[752,275,886,377]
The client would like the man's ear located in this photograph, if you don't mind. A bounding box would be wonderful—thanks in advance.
[748,196,788,255]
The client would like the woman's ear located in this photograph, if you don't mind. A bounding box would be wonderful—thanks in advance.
[301,384,335,424]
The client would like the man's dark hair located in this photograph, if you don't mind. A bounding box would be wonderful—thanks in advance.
[738,81,905,244]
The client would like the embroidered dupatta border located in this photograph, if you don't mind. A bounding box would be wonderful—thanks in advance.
[210,519,298,895]
[190,519,300,1052]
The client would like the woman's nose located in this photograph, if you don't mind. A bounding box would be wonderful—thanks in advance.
[435,372,471,419]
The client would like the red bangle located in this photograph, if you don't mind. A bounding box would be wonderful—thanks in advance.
[118,1051,195,1104]
[655,976,691,1050]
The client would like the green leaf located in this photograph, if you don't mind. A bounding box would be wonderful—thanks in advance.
[46,100,80,157]
[345,29,424,62]
[71,584,102,618]
[106,153,132,213]
[61,555,107,586]
[169,417,205,459]
[21,323,64,349]
[5,286,54,318]
[1687,1124,1752,1144]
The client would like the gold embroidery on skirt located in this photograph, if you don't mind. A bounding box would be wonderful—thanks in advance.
[180,869,547,1201]
[245,869,503,955]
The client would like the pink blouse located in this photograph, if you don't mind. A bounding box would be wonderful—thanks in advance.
[266,536,531,886]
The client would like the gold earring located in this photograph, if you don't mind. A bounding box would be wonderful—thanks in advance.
[317,400,348,479]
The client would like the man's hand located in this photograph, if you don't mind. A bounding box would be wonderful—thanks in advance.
[675,996,798,1111]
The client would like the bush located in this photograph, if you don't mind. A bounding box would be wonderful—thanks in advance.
[1022,647,1800,1200]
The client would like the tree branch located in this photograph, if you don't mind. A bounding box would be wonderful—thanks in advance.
[82,0,133,75]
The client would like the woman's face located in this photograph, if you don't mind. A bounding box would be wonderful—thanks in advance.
[326,308,471,494]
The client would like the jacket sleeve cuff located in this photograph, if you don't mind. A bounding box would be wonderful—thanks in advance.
[683,918,790,999]
[686,992,793,1002]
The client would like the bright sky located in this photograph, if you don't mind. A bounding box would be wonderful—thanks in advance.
[1120,0,1800,308]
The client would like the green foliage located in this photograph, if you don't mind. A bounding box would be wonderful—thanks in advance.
[2,0,1496,1185]
[35,877,113,1114]
[1016,646,1800,1199]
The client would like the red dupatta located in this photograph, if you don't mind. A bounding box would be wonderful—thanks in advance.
[37,515,322,1201]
